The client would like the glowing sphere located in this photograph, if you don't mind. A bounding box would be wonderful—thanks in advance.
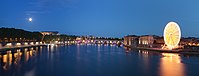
[28,18,32,22]
[163,22,181,49]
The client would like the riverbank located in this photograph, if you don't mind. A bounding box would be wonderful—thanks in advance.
[0,44,47,50]
[131,47,180,53]
[125,46,199,55]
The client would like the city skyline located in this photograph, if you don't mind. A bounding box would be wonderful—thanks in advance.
[1,0,199,37]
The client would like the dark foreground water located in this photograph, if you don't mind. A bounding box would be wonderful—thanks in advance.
[0,44,199,76]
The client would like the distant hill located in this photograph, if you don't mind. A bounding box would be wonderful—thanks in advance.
[0,27,42,42]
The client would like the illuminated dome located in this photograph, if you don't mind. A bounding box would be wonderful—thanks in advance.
[163,22,181,49]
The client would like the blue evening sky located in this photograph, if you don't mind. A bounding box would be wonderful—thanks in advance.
[0,0,199,37]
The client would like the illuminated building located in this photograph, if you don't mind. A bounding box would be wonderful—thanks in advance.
[40,31,59,35]
[139,35,154,47]
[124,35,139,47]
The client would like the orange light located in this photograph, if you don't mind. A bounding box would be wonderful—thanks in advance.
[163,22,181,50]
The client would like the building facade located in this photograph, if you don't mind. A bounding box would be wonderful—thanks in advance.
[139,35,154,47]
[124,35,139,47]
[40,31,59,35]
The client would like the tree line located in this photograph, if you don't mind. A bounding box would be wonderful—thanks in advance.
[0,27,42,42]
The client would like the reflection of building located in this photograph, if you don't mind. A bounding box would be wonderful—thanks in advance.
[40,31,59,35]
[139,35,154,47]
[124,35,139,47]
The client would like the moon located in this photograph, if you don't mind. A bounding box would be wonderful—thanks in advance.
[28,18,32,22]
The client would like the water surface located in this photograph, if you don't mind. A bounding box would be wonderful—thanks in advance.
[0,44,199,76]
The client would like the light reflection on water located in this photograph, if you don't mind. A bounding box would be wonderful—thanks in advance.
[0,45,199,76]
[2,51,12,70]
[136,50,186,76]
[0,46,41,76]
[160,53,185,76]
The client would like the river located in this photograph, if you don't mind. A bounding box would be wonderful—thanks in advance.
[0,44,199,76]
